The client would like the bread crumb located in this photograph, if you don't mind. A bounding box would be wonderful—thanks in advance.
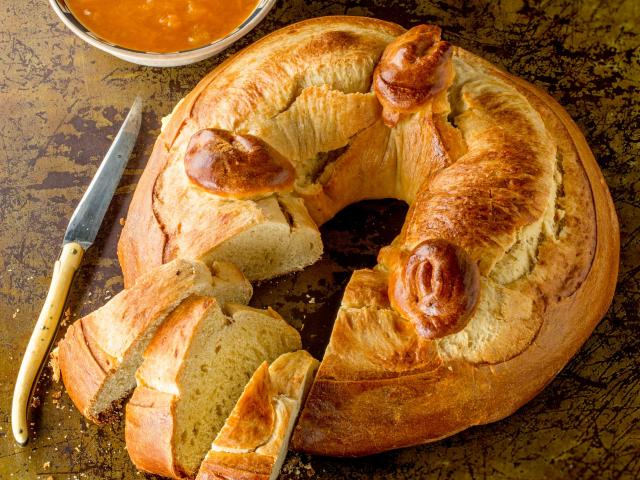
[49,347,61,383]
[282,454,315,478]
[61,307,72,326]
[43,461,50,469]
[119,217,126,226]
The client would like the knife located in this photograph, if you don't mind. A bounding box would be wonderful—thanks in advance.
[11,97,143,446]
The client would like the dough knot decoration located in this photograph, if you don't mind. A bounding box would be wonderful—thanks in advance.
[184,128,295,199]
[389,239,480,339]
[374,24,453,126]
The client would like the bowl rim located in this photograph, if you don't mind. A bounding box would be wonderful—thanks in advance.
[48,0,275,63]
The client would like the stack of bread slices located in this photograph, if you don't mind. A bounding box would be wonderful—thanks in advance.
[54,258,317,479]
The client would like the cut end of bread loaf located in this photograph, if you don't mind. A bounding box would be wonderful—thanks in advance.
[197,351,318,480]
[58,259,251,423]
[126,302,302,478]
[202,195,323,281]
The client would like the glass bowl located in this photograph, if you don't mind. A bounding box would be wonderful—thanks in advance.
[48,0,276,67]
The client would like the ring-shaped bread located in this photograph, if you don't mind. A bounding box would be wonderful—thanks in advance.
[118,17,618,456]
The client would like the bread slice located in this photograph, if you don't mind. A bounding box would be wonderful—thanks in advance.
[196,351,318,480]
[57,259,251,423]
[125,302,302,479]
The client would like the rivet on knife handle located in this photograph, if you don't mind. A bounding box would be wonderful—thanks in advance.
[12,242,84,445]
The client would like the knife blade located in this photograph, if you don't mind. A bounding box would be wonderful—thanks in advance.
[11,97,143,445]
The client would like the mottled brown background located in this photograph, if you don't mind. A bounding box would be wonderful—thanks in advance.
[1,0,638,479]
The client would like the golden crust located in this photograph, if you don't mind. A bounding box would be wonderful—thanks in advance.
[125,296,221,479]
[211,363,275,452]
[125,386,182,478]
[126,300,303,478]
[197,451,272,480]
[57,320,107,420]
[116,16,617,458]
[387,239,480,339]
[197,351,318,480]
[291,40,617,456]
[58,259,222,423]
[184,129,295,199]
[373,25,453,126]
[340,268,391,309]
[134,296,220,397]
[117,17,403,288]
[294,266,616,456]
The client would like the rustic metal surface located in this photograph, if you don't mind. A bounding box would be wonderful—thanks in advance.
[1,0,638,478]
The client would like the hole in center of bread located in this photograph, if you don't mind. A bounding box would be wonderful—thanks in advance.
[249,199,408,359]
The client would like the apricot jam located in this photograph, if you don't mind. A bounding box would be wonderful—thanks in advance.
[65,0,259,53]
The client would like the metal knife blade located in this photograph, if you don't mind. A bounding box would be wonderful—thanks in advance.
[63,96,142,249]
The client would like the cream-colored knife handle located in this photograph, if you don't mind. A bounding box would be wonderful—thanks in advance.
[12,242,84,445]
